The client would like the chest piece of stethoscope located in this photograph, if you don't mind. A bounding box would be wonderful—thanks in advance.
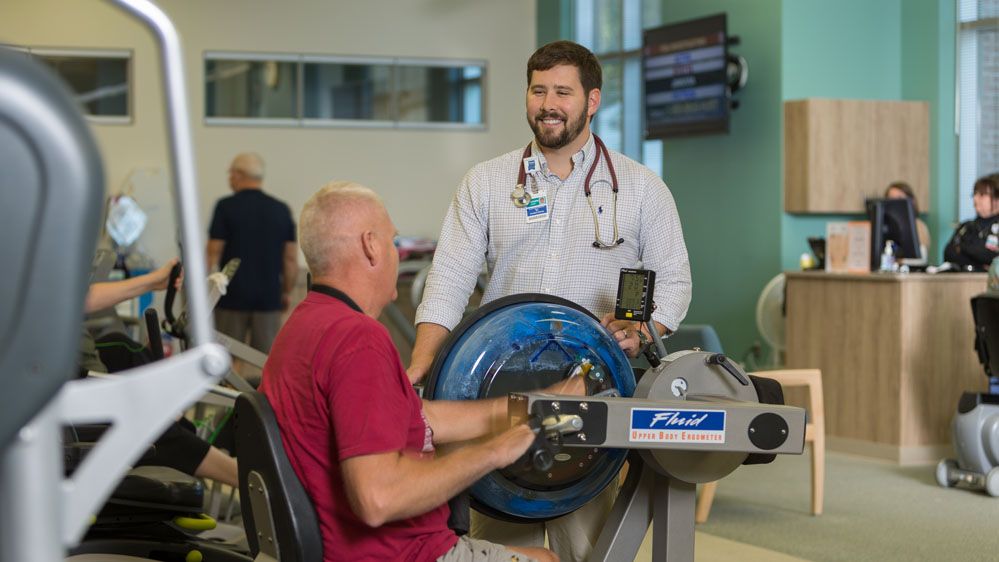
[511,184,531,208]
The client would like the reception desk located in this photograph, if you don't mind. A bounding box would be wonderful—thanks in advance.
[785,271,988,464]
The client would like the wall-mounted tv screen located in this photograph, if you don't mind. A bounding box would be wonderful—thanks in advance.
[643,13,729,138]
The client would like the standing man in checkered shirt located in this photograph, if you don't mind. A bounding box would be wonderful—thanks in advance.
[409,40,692,562]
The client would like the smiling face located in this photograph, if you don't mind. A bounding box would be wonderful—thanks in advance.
[526,64,599,151]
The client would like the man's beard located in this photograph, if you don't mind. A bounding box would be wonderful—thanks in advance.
[529,106,588,150]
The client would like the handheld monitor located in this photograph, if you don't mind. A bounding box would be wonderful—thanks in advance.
[615,268,655,322]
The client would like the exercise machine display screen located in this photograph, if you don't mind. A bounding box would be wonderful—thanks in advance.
[615,268,655,322]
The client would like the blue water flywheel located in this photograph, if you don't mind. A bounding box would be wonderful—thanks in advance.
[424,294,636,521]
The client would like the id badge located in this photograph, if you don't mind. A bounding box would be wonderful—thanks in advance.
[987,234,998,252]
[523,156,541,176]
[526,190,549,223]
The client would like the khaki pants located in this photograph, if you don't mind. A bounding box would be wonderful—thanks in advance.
[469,483,617,562]
[214,308,281,353]
[437,536,538,562]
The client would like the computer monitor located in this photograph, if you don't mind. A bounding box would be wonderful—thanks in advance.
[866,197,921,270]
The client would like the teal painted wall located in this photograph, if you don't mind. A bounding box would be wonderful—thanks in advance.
[780,0,955,270]
[780,0,903,271]
[536,0,569,47]
[901,0,957,261]
[657,0,784,360]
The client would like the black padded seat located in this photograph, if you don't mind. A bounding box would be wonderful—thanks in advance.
[972,293,999,379]
[107,466,205,511]
[235,391,323,562]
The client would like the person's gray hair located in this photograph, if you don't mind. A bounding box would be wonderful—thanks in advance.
[231,152,265,180]
[299,180,385,277]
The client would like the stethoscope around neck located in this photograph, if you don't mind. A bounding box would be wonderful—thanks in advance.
[511,134,624,249]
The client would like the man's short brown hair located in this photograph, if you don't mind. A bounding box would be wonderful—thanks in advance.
[527,40,602,94]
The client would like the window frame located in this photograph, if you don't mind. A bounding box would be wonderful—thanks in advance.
[572,0,663,176]
[26,47,133,125]
[956,2,999,220]
[203,50,487,131]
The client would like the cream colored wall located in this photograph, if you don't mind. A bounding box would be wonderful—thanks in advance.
[2,0,535,264]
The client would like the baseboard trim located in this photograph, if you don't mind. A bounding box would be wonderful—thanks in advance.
[827,436,954,465]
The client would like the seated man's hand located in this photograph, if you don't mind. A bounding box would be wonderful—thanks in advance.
[542,371,587,397]
[601,312,642,358]
[488,423,536,469]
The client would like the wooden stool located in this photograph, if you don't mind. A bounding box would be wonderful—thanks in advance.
[695,368,825,522]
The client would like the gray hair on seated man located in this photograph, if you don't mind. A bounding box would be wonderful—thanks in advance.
[298,181,398,315]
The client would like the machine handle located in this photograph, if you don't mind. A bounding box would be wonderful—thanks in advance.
[144,308,164,360]
[163,261,182,325]
[514,415,558,473]
[160,261,189,342]
[706,353,750,386]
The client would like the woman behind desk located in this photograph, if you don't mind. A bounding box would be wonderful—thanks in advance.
[944,176,999,272]
[885,181,931,261]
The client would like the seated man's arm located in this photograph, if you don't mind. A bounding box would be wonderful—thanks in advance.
[422,374,587,444]
[340,424,533,527]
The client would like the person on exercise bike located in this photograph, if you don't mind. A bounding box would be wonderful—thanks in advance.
[261,181,587,562]
[79,258,238,487]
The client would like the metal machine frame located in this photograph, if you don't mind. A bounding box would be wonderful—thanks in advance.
[508,350,806,561]
[0,1,229,560]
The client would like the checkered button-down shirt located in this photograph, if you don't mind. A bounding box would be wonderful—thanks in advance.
[416,133,691,332]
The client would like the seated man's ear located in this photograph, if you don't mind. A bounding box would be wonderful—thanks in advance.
[361,230,378,265]
[361,230,385,265]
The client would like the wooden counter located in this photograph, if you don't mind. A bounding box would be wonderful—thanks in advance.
[785,271,988,464]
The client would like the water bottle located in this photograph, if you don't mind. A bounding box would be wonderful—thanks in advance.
[880,241,896,272]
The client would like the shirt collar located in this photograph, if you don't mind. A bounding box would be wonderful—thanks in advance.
[309,284,362,313]
[531,131,596,174]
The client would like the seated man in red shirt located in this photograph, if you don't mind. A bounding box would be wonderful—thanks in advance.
[261,181,573,562]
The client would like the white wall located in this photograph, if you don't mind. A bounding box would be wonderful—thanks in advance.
[2,0,536,264]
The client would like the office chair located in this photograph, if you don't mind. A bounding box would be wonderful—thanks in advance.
[665,324,725,355]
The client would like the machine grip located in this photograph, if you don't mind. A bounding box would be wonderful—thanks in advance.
[509,415,559,473]
[706,353,750,386]
[163,261,183,326]
[144,308,164,360]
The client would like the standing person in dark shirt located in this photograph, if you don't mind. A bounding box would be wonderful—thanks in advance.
[944,176,999,271]
[207,152,298,352]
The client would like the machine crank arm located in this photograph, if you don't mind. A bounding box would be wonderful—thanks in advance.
[706,353,750,386]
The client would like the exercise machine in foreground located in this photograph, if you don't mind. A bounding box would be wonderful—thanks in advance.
[234,288,806,562]
[420,272,805,561]
[0,1,229,560]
